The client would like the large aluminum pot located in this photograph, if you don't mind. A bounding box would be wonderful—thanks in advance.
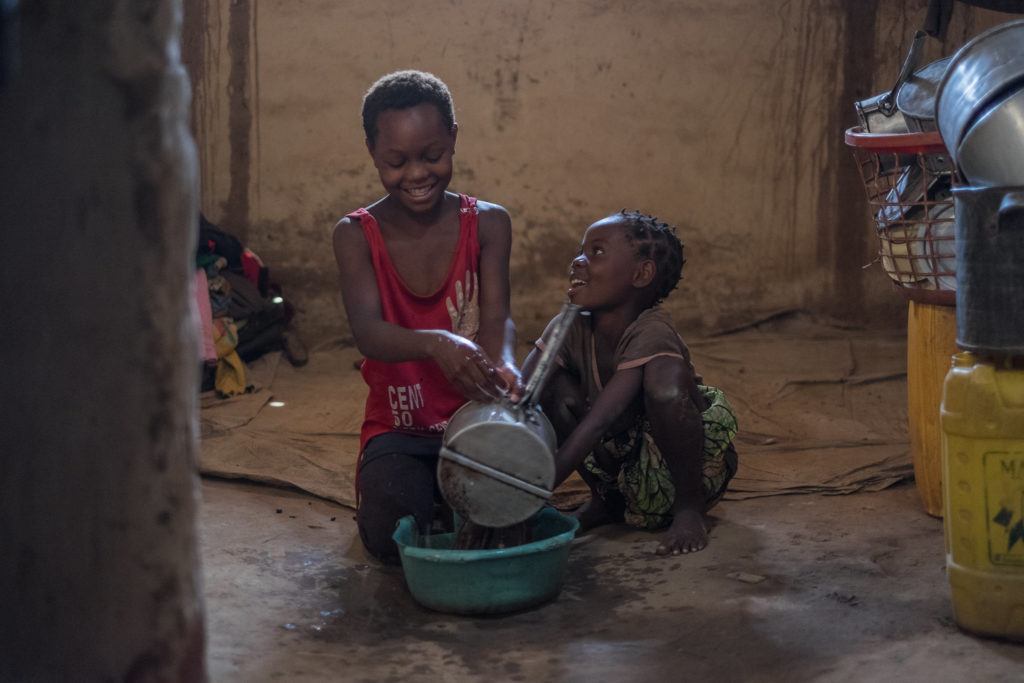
[936,19,1024,164]
[438,303,580,528]
[957,86,1024,186]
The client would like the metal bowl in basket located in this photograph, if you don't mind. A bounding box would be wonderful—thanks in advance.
[876,166,955,291]
[845,127,957,305]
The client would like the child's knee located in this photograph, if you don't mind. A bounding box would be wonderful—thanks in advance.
[551,393,586,425]
[356,452,435,563]
[355,489,434,565]
[543,370,585,404]
[541,370,587,432]
[642,358,690,407]
[356,502,403,564]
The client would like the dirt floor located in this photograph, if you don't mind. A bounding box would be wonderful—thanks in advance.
[200,478,1024,682]
[197,315,1024,680]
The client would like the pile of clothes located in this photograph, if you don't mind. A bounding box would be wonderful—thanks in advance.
[195,214,307,396]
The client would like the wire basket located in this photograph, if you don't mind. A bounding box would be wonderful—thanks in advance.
[845,127,956,306]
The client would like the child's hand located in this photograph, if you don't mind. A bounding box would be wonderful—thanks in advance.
[496,362,524,402]
[430,331,505,402]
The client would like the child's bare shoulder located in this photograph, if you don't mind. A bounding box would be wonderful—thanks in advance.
[333,195,388,240]
[332,211,379,268]
[474,199,511,229]
[332,214,365,248]
[473,199,511,250]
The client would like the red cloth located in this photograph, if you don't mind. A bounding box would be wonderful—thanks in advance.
[349,194,481,451]
[241,248,263,288]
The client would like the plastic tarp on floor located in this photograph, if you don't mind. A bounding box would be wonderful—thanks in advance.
[199,314,913,510]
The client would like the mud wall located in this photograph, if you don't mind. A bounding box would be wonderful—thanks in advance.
[183,0,1012,344]
[1,2,206,679]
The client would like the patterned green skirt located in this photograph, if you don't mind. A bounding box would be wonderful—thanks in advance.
[582,384,739,530]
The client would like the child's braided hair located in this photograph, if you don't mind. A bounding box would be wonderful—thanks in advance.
[362,70,456,145]
[618,209,685,304]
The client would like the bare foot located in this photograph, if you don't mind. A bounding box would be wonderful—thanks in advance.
[571,496,613,533]
[656,509,708,555]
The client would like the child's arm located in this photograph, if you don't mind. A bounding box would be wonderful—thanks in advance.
[333,217,502,401]
[552,366,643,485]
[475,202,520,393]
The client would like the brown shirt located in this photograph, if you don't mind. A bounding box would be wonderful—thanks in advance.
[537,307,702,436]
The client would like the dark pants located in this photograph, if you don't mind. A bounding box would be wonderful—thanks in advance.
[356,432,443,564]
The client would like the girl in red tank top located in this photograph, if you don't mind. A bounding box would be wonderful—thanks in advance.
[347,194,484,448]
[332,71,519,562]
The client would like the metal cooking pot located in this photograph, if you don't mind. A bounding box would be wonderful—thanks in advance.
[855,30,929,135]
[897,56,956,175]
[853,95,912,175]
[896,56,952,133]
[936,18,1024,165]
[437,302,580,528]
[855,92,910,135]
[956,86,1024,187]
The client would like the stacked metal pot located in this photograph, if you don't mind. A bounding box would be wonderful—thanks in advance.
[936,19,1024,355]
[854,32,958,294]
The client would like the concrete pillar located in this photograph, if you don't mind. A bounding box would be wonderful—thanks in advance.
[0,2,206,681]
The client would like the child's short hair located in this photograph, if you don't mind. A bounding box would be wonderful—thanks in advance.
[618,210,685,304]
[361,70,456,145]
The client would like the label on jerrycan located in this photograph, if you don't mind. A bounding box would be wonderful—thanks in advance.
[983,450,1024,566]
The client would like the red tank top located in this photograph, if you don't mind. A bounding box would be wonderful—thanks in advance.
[348,194,481,451]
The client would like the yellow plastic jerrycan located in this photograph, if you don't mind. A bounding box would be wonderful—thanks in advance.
[941,352,1024,640]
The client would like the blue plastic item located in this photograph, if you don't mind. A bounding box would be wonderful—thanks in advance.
[391,507,580,615]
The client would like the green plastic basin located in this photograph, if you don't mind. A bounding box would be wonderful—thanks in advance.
[392,507,580,615]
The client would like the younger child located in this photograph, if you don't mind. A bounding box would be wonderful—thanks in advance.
[333,70,519,563]
[527,211,738,555]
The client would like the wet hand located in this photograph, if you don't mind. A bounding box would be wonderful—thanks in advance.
[656,509,708,556]
[430,331,504,402]
[496,362,524,402]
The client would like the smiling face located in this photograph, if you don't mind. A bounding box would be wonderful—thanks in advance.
[367,102,457,215]
[568,216,654,311]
